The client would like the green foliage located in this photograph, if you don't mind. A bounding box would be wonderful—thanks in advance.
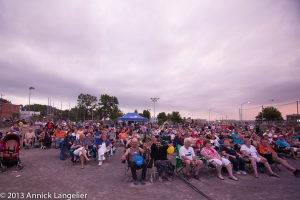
[256,106,283,122]
[169,111,182,123]
[22,104,48,117]
[141,110,151,119]
[157,112,167,125]
[0,98,10,104]
[98,94,120,120]
[77,93,97,120]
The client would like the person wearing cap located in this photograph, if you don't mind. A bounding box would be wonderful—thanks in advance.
[179,138,203,180]
[258,138,299,177]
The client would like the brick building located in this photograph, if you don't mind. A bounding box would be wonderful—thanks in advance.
[0,103,20,120]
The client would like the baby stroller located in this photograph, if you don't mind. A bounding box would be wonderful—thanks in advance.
[0,133,24,172]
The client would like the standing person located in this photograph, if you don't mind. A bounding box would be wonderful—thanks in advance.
[179,138,203,180]
[121,138,147,185]
[54,127,66,149]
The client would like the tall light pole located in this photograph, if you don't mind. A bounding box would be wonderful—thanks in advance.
[240,101,250,122]
[28,86,35,112]
[0,93,4,119]
[208,108,214,123]
[150,97,159,123]
[296,100,299,115]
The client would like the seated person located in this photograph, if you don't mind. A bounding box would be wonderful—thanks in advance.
[126,131,142,148]
[151,138,174,182]
[71,134,89,169]
[241,138,279,178]
[84,132,94,157]
[179,138,203,180]
[201,140,238,181]
[54,127,66,149]
[173,132,184,147]
[258,138,299,177]
[24,127,35,149]
[121,138,147,185]
[0,132,3,155]
[221,139,246,175]
[276,135,299,159]
[231,132,244,149]
[97,134,112,166]
[119,129,129,146]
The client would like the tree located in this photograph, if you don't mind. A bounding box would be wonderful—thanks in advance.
[110,108,123,120]
[169,111,182,124]
[157,112,167,125]
[255,107,283,122]
[142,110,151,119]
[77,93,97,120]
[0,98,10,104]
[98,94,120,120]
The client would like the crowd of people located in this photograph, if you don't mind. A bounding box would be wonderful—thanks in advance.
[1,120,300,185]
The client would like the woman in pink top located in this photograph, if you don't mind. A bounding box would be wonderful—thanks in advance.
[201,140,238,181]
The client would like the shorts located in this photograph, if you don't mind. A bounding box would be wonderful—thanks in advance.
[209,158,231,166]
[73,147,84,156]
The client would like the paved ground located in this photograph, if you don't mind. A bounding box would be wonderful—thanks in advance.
[1,146,300,200]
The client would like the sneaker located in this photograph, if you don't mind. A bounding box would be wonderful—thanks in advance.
[133,180,139,185]
[241,171,247,175]
[194,175,200,180]
[158,177,163,183]
[236,171,242,175]
[140,180,146,185]
[98,161,102,166]
[293,169,299,177]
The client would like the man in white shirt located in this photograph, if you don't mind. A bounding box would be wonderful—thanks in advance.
[179,138,203,180]
[241,138,279,178]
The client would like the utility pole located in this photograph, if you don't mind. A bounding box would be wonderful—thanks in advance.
[68,103,71,120]
[60,101,63,120]
[209,108,214,122]
[28,86,35,113]
[150,97,159,123]
[297,100,299,115]
[0,93,4,119]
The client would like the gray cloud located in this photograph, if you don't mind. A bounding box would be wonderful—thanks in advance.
[0,0,300,119]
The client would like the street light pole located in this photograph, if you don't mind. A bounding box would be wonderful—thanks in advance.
[208,108,214,123]
[150,97,159,123]
[240,101,250,122]
[297,100,299,115]
[28,86,35,113]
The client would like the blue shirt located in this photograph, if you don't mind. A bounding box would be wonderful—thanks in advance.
[94,131,102,146]
[232,133,244,145]
[276,139,290,148]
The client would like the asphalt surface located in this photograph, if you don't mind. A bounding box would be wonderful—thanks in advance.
[1,146,300,200]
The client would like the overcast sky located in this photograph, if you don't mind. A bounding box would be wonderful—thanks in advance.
[0,0,300,120]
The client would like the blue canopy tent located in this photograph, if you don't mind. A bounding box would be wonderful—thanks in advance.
[117,113,148,122]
